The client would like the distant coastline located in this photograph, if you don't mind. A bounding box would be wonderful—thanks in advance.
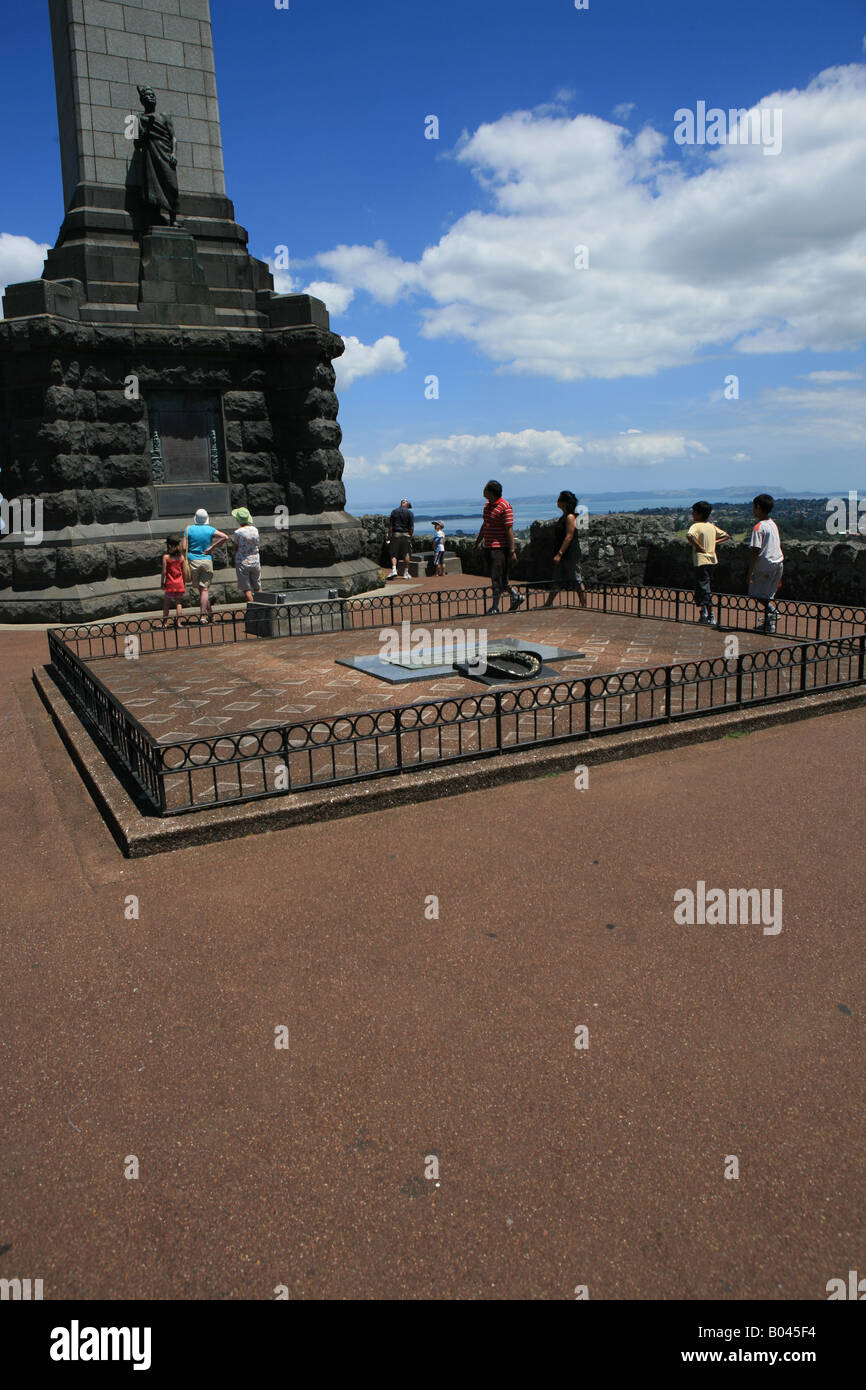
[356,491,865,542]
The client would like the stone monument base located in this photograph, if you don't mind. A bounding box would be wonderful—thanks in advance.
[0,311,380,623]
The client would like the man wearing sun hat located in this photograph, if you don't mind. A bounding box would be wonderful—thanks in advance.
[183,507,229,623]
[231,506,263,603]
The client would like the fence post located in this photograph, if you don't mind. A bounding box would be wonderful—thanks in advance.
[735,652,744,706]
[675,590,681,625]
[156,747,167,814]
[665,665,673,721]
[495,689,503,750]
[859,634,865,683]
[394,706,403,770]
[637,586,643,618]
[603,585,608,613]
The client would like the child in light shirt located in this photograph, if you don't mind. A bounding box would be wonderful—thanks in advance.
[748,494,784,634]
[686,501,730,626]
[433,521,446,577]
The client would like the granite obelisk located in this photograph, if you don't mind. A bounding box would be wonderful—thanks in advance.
[0,0,378,621]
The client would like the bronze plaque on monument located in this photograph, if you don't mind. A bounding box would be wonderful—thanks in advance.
[148,391,229,517]
[148,392,223,485]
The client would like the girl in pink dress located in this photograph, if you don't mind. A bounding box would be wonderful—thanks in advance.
[161,534,187,626]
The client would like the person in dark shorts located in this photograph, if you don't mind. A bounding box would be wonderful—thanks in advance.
[387,499,414,579]
[686,501,730,626]
[545,490,587,607]
[472,480,524,615]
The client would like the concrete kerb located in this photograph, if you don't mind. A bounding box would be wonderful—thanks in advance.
[30,662,866,859]
[0,582,416,633]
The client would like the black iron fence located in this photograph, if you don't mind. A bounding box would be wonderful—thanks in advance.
[46,583,866,816]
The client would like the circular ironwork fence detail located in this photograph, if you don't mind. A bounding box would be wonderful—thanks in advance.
[259,729,285,755]
[309,722,334,745]
[183,740,215,766]
[212,736,242,762]
[235,734,264,759]
[516,684,548,709]
[416,704,444,727]
[703,658,729,677]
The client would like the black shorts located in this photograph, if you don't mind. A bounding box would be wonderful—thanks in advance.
[558,559,584,590]
[391,534,412,562]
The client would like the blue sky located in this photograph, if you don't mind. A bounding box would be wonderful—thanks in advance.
[2,0,865,510]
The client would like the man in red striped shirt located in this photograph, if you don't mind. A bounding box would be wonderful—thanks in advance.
[472,480,525,615]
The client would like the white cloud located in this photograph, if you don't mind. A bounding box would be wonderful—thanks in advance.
[369,426,704,476]
[732,452,751,461]
[342,454,394,480]
[612,102,636,122]
[316,240,421,306]
[380,428,584,474]
[312,65,866,380]
[800,369,862,382]
[302,280,355,316]
[335,334,407,388]
[271,269,298,294]
[585,432,709,465]
[758,381,866,444]
[0,233,50,307]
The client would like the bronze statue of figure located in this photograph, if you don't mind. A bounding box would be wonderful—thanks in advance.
[135,85,179,225]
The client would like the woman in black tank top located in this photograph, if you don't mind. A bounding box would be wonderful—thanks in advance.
[545,490,588,607]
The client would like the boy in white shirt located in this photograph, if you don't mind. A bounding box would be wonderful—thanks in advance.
[748,494,784,635]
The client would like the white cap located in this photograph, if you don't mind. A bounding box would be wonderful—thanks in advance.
[194,508,209,524]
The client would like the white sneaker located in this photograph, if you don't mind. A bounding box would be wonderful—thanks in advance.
[402,570,411,579]
[388,568,397,578]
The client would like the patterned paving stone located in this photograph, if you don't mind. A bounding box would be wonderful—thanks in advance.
[87,607,779,746]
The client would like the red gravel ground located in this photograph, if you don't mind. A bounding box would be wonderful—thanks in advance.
[1,616,864,1300]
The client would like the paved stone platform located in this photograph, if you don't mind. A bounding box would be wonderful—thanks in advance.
[83,608,779,745]
[1,618,864,1301]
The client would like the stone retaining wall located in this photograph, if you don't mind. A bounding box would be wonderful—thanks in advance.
[357,512,866,603]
